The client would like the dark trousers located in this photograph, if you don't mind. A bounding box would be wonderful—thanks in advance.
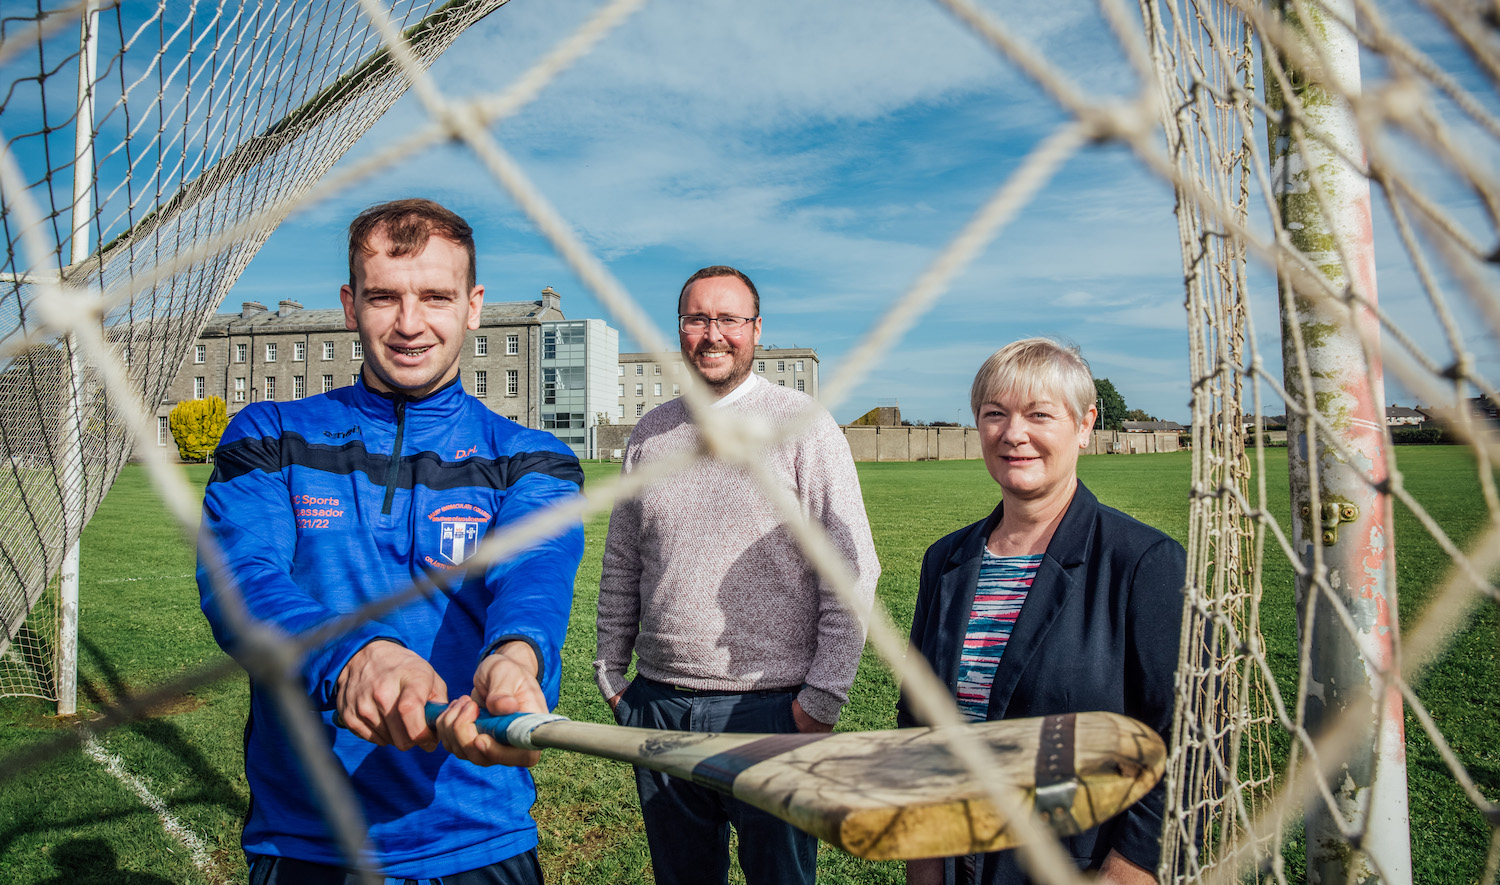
[615,677,818,885]
[246,850,543,885]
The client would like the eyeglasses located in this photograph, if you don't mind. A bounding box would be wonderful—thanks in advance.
[678,314,757,334]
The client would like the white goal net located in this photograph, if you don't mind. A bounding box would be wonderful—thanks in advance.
[0,1,1496,883]
[0,0,510,700]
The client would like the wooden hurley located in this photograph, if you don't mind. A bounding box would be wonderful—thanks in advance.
[427,704,1165,860]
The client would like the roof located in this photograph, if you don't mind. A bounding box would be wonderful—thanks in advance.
[619,345,819,361]
[198,300,552,335]
[1121,420,1186,432]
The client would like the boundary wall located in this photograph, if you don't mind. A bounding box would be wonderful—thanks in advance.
[840,427,1183,461]
[596,423,1184,462]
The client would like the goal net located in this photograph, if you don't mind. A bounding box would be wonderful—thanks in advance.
[0,0,1496,883]
[0,0,511,700]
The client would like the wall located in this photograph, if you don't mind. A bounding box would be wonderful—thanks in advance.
[838,427,1183,461]
[587,423,1185,462]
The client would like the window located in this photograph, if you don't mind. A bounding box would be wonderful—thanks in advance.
[543,368,557,405]
[778,380,785,387]
[777,361,785,372]
[506,369,518,396]
[617,365,624,376]
[635,383,643,396]
[322,341,334,360]
[474,370,488,397]
[757,361,765,372]
[351,374,359,386]
[293,341,306,361]
[654,365,661,375]
[615,404,624,420]
[672,384,680,396]
[506,415,519,423]
[293,375,305,399]
[235,343,247,363]
[322,374,334,393]
[635,364,643,376]
[618,384,624,396]
[542,330,556,360]
[475,336,488,356]
[265,377,277,400]
[193,344,205,364]
[796,379,805,392]
[157,415,169,446]
[351,341,363,359]
[506,335,519,355]
[653,383,662,396]
[795,360,804,372]
[193,376,205,399]
[266,342,278,362]
[233,377,246,402]
[543,412,583,431]
[635,403,644,417]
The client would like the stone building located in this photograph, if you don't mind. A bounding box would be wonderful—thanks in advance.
[615,346,818,422]
[149,289,579,458]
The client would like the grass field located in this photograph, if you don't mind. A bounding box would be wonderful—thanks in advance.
[0,450,1494,883]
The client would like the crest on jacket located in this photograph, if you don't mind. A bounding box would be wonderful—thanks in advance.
[426,502,492,567]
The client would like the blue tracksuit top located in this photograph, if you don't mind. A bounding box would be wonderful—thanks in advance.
[196,375,584,877]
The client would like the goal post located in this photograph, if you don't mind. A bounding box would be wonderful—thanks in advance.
[0,0,513,709]
[1263,1,1412,881]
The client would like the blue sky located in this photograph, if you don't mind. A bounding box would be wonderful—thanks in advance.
[227,0,1202,425]
[13,1,1497,425]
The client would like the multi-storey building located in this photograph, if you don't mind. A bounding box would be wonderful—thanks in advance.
[615,346,819,422]
[539,318,619,459]
[152,289,569,457]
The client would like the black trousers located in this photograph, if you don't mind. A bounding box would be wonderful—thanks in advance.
[246,849,543,885]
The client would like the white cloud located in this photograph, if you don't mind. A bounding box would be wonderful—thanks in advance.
[218,0,1494,429]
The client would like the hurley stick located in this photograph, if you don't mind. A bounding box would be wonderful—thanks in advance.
[427,704,1165,860]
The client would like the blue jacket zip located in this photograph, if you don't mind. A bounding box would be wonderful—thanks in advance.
[382,394,407,515]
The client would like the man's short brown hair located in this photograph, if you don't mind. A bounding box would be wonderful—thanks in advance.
[677,265,760,316]
[348,198,476,290]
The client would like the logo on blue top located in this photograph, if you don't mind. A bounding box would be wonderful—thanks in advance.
[425,502,492,568]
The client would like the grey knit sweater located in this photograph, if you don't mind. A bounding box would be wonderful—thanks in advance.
[593,375,880,725]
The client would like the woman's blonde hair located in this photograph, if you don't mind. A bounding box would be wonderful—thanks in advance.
[970,337,1097,425]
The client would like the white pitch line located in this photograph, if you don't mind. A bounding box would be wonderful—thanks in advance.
[83,733,217,881]
[90,573,196,585]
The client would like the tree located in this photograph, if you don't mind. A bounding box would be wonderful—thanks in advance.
[169,396,228,462]
[1124,408,1160,422]
[1094,378,1127,430]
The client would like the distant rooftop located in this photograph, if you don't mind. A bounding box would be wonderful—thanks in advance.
[199,297,560,335]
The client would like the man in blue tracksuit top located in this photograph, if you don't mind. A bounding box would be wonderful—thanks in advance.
[198,199,584,884]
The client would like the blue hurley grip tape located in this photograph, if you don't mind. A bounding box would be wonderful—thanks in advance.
[423,702,527,746]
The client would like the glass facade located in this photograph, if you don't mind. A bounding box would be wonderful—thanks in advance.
[539,319,618,460]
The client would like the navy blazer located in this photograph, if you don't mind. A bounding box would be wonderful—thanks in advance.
[897,482,1186,883]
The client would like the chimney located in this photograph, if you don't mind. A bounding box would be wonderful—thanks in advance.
[278,299,303,317]
[541,286,561,313]
[241,301,268,319]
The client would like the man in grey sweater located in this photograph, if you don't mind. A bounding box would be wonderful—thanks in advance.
[594,265,880,884]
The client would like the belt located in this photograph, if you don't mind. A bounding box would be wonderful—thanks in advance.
[639,675,798,698]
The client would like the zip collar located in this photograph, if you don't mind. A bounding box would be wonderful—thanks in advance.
[349,375,466,514]
[351,373,467,422]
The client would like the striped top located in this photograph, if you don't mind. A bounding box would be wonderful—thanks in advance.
[956,552,1043,721]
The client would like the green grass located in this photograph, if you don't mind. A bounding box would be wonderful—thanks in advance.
[0,450,1494,883]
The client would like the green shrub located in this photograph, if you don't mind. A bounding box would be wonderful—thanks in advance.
[1391,425,1448,445]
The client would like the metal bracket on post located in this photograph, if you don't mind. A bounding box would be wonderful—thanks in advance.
[1301,501,1359,545]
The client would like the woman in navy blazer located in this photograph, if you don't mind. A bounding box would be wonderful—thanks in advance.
[898,339,1186,885]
